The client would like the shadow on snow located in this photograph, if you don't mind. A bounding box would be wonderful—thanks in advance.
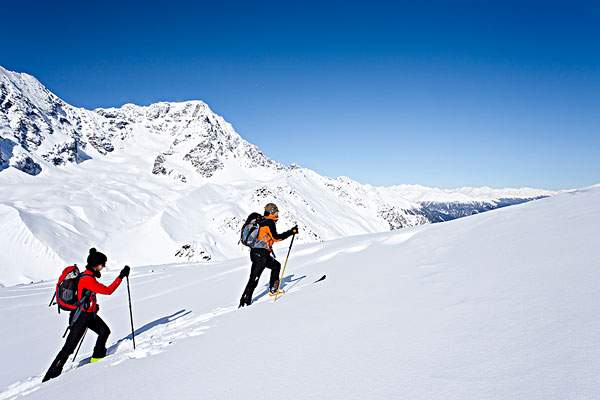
[77,309,191,366]
[252,274,307,303]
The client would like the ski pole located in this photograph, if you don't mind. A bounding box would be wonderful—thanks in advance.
[72,328,87,362]
[48,292,56,307]
[275,233,295,301]
[126,275,136,350]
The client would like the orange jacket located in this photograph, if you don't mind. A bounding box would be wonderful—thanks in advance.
[255,214,293,251]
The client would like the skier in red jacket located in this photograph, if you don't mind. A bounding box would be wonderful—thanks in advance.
[43,248,130,382]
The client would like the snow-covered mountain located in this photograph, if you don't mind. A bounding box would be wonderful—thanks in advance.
[1,185,598,400]
[0,66,555,285]
[0,65,280,179]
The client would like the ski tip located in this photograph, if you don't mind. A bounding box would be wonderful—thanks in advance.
[314,275,327,283]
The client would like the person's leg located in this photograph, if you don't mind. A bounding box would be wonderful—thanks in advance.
[266,257,282,292]
[240,251,267,306]
[42,313,88,382]
[87,314,111,358]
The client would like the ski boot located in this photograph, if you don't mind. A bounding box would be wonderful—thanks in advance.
[268,280,285,297]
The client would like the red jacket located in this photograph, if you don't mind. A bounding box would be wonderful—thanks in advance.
[77,269,123,313]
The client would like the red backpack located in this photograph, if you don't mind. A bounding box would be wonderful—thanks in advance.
[52,265,82,312]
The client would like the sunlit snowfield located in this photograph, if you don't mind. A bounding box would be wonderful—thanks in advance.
[1,186,598,399]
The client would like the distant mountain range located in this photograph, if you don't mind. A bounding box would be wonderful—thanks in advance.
[0,66,554,284]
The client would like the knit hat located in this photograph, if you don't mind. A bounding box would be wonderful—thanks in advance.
[87,248,107,268]
[264,203,279,214]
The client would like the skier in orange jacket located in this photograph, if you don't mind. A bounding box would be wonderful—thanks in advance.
[239,203,298,307]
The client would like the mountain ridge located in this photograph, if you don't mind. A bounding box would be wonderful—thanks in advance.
[0,66,557,284]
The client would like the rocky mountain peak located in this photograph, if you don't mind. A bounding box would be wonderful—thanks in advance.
[0,66,281,180]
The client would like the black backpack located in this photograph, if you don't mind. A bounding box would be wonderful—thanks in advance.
[240,212,263,248]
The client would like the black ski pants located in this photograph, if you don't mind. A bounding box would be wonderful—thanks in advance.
[240,249,281,305]
[43,311,110,382]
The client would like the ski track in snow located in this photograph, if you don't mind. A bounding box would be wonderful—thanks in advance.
[0,271,326,400]
[0,306,225,399]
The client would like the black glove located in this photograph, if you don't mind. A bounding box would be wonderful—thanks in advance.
[290,225,299,235]
[119,265,130,278]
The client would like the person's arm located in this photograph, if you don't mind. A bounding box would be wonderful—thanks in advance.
[81,276,123,295]
[265,219,294,241]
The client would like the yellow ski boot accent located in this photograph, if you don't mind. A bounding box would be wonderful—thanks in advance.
[90,357,103,363]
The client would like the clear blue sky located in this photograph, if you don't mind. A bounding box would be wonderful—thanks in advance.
[3,0,599,189]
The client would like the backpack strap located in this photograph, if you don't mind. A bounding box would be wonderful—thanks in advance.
[63,287,94,337]
[77,271,95,310]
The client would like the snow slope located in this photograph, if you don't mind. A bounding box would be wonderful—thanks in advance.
[0,185,598,399]
[0,66,554,285]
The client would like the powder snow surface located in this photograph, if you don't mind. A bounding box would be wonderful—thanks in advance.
[0,187,598,399]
